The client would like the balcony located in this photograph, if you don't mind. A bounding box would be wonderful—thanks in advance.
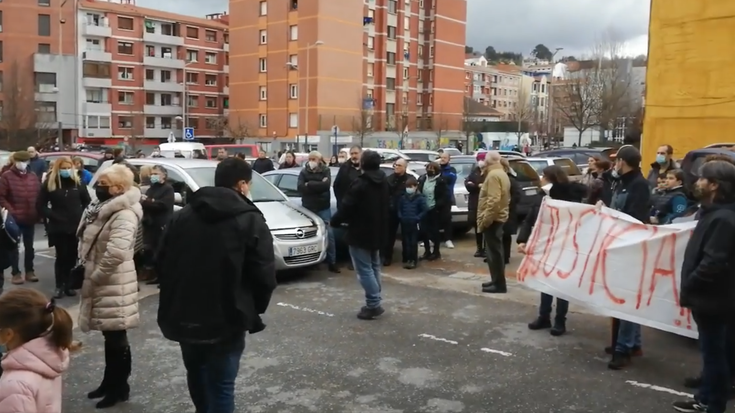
[144,105,182,116]
[223,43,229,52]
[143,32,184,46]
[35,86,58,102]
[144,81,184,93]
[80,128,112,138]
[84,102,112,113]
[143,56,185,69]
[82,77,112,88]
[83,49,112,62]
[144,128,175,138]
[81,22,111,38]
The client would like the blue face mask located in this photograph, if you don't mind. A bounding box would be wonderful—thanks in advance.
[406,187,416,195]
[59,169,72,178]
[150,175,160,184]
[655,154,666,164]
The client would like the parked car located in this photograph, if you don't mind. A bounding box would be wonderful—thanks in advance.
[205,144,260,158]
[439,147,463,156]
[445,155,482,232]
[39,151,103,173]
[475,149,525,158]
[522,157,584,182]
[339,147,409,163]
[401,149,439,163]
[680,147,735,179]
[93,159,328,271]
[507,158,543,219]
[535,147,617,168]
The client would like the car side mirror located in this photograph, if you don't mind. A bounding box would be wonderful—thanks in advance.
[174,192,183,205]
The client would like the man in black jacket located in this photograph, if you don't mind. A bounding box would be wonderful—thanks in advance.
[252,149,275,174]
[298,151,339,273]
[333,145,362,209]
[331,150,389,320]
[156,158,277,413]
[383,159,409,266]
[672,160,735,413]
[606,145,651,370]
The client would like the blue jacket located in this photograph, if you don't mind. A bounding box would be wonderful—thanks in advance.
[439,164,457,204]
[79,168,93,185]
[28,156,47,180]
[397,192,428,224]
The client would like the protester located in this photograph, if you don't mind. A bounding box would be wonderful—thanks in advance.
[333,145,362,271]
[672,160,735,413]
[337,153,348,164]
[605,145,651,370]
[235,152,246,160]
[156,158,277,413]
[0,154,14,175]
[383,159,409,266]
[138,165,152,194]
[77,164,141,408]
[0,289,73,413]
[0,151,40,285]
[465,153,486,258]
[581,155,602,187]
[72,156,93,185]
[298,151,339,273]
[417,162,449,261]
[98,149,114,166]
[437,152,457,249]
[398,176,427,269]
[150,146,163,158]
[328,155,339,167]
[139,165,175,284]
[585,159,613,205]
[518,165,586,336]
[650,169,688,225]
[331,150,389,320]
[252,149,275,174]
[280,151,299,169]
[476,151,511,294]
[26,147,47,180]
[500,157,522,265]
[647,144,679,187]
[216,148,228,161]
[37,157,91,299]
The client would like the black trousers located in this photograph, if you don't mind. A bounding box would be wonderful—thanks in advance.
[502,232,512,264]
[474,226,483,251]
[52,233,78,289]
[102,330,129,347]
[483,222,506,287]
[421,209,441,255]
[440,206,453,242]
[382,212,400,262]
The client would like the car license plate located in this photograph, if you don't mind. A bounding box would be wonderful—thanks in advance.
[525,189,537,196]
[289,244,320,256]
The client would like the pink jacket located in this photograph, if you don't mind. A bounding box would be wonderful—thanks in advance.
[0,337,69,413]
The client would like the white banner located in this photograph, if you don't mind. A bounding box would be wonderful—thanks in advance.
[517,199,699,338]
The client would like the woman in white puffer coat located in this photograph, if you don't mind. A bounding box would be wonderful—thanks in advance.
[77,164,142,409]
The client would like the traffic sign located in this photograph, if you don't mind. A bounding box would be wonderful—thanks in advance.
[184,127,195,141]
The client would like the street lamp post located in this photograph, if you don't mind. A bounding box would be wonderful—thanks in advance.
[287,40,323,152]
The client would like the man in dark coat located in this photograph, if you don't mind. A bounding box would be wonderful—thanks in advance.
[333,145,362,209]
[139,165,175,283]
[252,149,274,174]
[501,158,522,264]
[26,146,47,180]
[383,158,409,265]
[464,161,485,257]
[672,160,735,413]
[646,144,679,187]
[331,150,389,320]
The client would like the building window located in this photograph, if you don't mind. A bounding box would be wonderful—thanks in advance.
[145,117,155,128]
[85,88,106,103]
[34,72,56,92]
[117,66,134,80]
[0,11,3,32]
[366,89,373,98]
[38,0,50,5]
[118,116,133,129]
[205,74,217,86]
[38,14,51,36]
[367,36,374,50]
[117,41,133,55]
[187,95,199,107]
[161,117,172,129]
[259,58,267,72]
[386,52,396,65]
[186,49,198,62]
[205,30,216,42]
[83,62,111,78]
[205,52,217,64]
[387,26,396,39]
[259,114,267,127]
[289,84,297,99]
[288,54,297,66]
[118,16,133,30]
[188,117,199,129]
[161,94,173,105]
[37,43,50,54]
[402,93,408,104]
[185,72,199,84]
[259,86,267,100]
[403,67,408,79]
[404,16,410,29]
[388,0,397,13]
[289,113,298,128]
[145,92,155,105]
[145,69,155,80]
[259,30,267,44]
[367,63,373,77]
[259,1,267,15]
[117,91,134,104]
[186,26,198,38]
[205,96,217,108]
[161,70,172,82]
[429,46,434,57]
[289,25,298,40]
[386,78,395,90]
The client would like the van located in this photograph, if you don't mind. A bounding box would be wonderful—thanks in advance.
[205,144,260,158]
[159,142,207,159]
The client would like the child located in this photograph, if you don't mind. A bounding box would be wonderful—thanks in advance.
[649,174,668,222]
[398,177,428,269]
[0,289,73,413]
[650,169,689,225]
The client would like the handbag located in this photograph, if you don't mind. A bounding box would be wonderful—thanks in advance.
[69,226,104,290]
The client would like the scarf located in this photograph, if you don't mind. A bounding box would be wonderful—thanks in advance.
[77,199,110,237]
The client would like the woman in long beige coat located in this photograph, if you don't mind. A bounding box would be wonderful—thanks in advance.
[77,164,142,409]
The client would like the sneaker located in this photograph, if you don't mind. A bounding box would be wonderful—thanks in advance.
[11,274,23,285]
[445,240,455,249]
[550,322,567,336]
[357,306,385,320]
[408,261,417,269]
[604,345,643,357]
[528,317,552,330]
[672,400,707,412]
[607,351,631,370]
[25,272,38,283]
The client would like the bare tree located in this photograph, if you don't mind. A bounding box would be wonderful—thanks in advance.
[214,116,252,141]
[351,107,373,147]
[462,99,478,153]
[123,112,145,152]
[509,87,535,139]
[551,68,599,146]
[430,113,449,148]
[0,61,41,149]
[591,36,633,141]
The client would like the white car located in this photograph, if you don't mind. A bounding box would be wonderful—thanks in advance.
[339,147,409,163]
[401,149,439,163]
[92,159,329,271]
[523,157,584,182]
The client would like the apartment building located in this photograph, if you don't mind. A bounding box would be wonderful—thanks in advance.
[463,56,527,120]
[229,0,467,146]
[529,75,549,130]
[26,0,231,146]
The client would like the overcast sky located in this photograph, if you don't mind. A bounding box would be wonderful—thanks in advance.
[138,0,650,57]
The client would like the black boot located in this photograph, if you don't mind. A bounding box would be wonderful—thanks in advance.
[96,345,131,408]
[88,341,112,399]
[64,285,77,297]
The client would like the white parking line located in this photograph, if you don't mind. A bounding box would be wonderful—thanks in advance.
[36,252,55,260]
[276,302,334,317]
[418,333,459,345]
[480,348,513,357]
[625,381,693,398]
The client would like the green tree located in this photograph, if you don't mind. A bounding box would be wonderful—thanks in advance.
[465,45,474,54]
[532,44,553,60]
[484,46,497,61]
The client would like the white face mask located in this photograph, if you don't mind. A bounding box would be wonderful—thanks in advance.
[308,161,318,170]
[541,183,553,194]
[15,162,27,171]
[477,160,486,168]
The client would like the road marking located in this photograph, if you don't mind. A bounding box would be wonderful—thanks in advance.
[418,333,459,345]
[36,252,55,260]
[625,381,693,398]
[276,302,334,317]
[480,348,513,357]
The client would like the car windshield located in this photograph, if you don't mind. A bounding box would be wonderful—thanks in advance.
[510,161,541,183]
[449,160,477,181]
[442,148,462,156]
[185,167,286,202]
[554,158,582,175]
[527,160,548,174]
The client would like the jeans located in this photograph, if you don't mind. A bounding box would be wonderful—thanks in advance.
[614,320,642,354]
[382,211,400,262]
[52,233,77,289]
[10,224,35,275]
[349,246,382,309]
[693,312,730,413]
[180,336,245,413]
[315,209,336,265]
[539,293,569,323]
[420,209,441,255]
[400,223,419,262]
[483,221,506,287]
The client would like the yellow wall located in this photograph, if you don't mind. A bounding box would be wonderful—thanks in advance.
[642,0,735,169]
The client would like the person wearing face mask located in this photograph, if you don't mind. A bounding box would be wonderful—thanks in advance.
[0,151,41,286]
[383,159,409,266]
[37,157,91,299]
[334,145,363,210]
[78,164,142,408]
[465,153,487,257]
[417,161,450,261]
[26,146,47,181]
[298,151,340,273]
[139,165,175,283]
[156,158,277,413]
[397,176,427,269]
[151,146,163,158]
[646,144,679,188]
[252,149,275,174]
